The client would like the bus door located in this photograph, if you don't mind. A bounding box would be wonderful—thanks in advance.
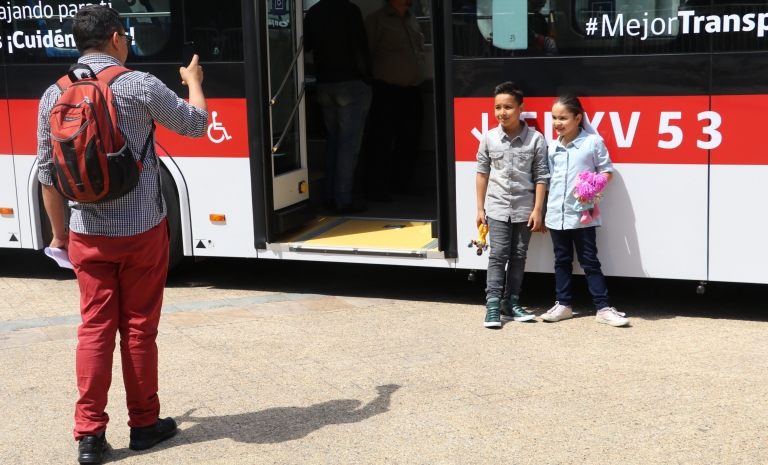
[266,0,315,233]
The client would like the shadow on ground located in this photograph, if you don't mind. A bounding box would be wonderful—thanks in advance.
[2,248,767,322]
[102,384,400,462]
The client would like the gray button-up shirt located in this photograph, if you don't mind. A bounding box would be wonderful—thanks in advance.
[365,4,426,87]
[476,123,550,223]
[545,130,614,230]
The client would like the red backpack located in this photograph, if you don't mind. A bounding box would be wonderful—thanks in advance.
[49,64,152,203]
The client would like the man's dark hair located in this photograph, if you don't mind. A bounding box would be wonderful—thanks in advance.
[494,81,523,105]
[72,5,123,54]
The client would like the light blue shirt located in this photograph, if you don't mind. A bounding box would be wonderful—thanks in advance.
[545,130,614,230]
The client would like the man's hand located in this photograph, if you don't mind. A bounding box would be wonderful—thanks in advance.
[528,210,542,232]
[180,54,204,87]
[49,233,69,250]
[476,210,487,228]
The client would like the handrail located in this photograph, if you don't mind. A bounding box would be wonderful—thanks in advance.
[271,82,306,154]
[270,36,304,106]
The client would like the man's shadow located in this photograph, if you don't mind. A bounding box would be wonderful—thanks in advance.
[106,384,400,460]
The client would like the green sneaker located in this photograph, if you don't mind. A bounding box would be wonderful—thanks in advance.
[484,298,501,328]
[500,295,536,322]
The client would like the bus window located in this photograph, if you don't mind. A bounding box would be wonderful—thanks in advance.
[185,0,244,62]
[452,0,768,57]
[454,0,557,56]
[1,1,180,64]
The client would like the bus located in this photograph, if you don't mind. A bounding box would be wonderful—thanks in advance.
[0,0,765,288]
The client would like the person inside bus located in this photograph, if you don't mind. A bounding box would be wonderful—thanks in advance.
[364,0,427,202]
[540,95,630,327]
[476,82,549,329]
[304,0,373,215]
[36,5,208,463]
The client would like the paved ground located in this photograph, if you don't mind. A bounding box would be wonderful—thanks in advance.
[1,249,767,464]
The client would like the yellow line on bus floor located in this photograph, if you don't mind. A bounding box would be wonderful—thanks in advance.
[303,220,433,250]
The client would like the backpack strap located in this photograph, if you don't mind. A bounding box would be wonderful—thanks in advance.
[55,64,131,92]
[96,65,132,85]
[55,75,71,92]
[138,122,156,166]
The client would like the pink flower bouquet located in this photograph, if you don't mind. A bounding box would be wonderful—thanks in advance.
[572,171,607,224]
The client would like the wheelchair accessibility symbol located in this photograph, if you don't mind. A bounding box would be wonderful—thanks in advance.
[207,111,233,144]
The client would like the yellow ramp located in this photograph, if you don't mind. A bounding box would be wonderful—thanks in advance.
[302,220,434,250]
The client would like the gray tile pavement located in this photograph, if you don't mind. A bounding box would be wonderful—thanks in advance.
[1,250,768,463]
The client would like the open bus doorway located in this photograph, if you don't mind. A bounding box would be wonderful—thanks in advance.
[266,0,441,258]
[303,0,438,221]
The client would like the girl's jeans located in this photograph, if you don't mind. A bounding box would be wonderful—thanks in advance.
[549,226,610,309]
[486,217,532,300]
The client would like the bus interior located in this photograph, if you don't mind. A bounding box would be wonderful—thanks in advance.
[267,0,441,258]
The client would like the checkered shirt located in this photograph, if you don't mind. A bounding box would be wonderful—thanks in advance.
[36,54,208,237]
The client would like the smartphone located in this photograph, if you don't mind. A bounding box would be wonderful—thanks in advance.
[182,42,195,68]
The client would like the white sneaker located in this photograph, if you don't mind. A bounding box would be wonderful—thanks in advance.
[540,302,573,322]
[596,307,629,327]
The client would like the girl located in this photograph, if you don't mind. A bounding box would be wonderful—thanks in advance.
[540,95,629,327]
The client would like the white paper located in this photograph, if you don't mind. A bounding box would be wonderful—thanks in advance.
[44,247,74,270]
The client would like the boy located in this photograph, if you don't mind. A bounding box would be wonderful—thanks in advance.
[475,82,549,328]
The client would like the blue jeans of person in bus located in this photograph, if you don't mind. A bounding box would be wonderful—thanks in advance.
[549,227,610,310]
[485,217,533,301]
[317,81,372,205]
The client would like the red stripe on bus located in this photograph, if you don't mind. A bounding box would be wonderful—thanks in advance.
[0,99,12,154]
[4,98,249,158]
[710,95,763,165]
[455,96,764,165]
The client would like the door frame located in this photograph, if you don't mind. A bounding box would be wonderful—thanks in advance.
[243,0,274,247]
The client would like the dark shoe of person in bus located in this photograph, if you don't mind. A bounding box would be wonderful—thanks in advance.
[128,417,178,451]
[335,202,368,215]
[77,432,107,464]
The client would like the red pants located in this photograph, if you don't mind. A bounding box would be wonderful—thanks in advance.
[68,218,169,440]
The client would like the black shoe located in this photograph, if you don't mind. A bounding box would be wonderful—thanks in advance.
[129,417,178,451]
[392,186,425,196]
[365,192,393,203]
[78,432,107,464]
[335,203,368,215]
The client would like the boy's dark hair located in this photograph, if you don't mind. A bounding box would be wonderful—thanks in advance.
[494,82,523,105]
[72,5,123,54]
[553,94,585,128]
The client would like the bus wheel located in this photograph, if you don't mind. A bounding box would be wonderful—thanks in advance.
[161,167,188,273]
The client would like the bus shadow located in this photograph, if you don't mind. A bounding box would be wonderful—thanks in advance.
[102,384,401,462]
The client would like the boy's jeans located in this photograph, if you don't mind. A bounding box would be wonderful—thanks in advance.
[317,81,372,205]
[549,227,610,309]
[486,218,533,300]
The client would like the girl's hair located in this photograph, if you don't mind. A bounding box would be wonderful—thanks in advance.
[494,81,523,105]
[553,94,585,128]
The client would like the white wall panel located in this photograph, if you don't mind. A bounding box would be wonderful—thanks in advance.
[455,162,708,280]
[709,165,768,284]
[0,154,20,249]
[171,157,257,258]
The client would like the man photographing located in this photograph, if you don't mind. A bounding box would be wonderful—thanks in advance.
[36,5,208,463]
